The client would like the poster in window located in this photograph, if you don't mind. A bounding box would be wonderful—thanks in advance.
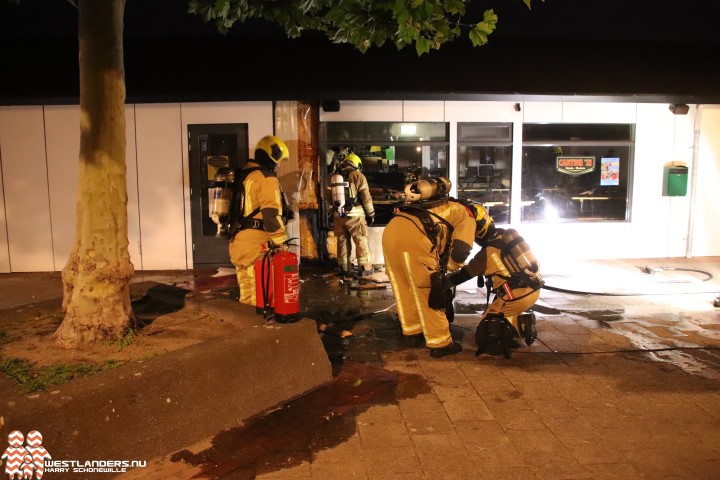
[206,155,230,181]
[600,157,620,186]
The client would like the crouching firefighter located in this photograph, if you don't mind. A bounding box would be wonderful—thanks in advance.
[211,135,294,306]
[439,205,544,358]
[382,177,476,358]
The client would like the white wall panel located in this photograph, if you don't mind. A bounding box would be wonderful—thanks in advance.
[44,106,80,270]
[319,101,403,121]
[0,106,54,271]
[125,105,142,269]
[179,101,273,267]
[135,104,187,270]
[561,102,637,123]
[693,106,720,256]
[519,222,633,262]
[402,101,445,121]
[0,155,9,272]
[522,102,562,123]
[179,102,273,149]
[445,101,522,122]
[633,104,680,257]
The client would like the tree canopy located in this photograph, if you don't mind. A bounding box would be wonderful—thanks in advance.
[189,0,535,56]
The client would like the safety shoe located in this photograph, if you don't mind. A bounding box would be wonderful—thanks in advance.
[404,333,425,348]
[517,312,538,346]
[430,341,462,358]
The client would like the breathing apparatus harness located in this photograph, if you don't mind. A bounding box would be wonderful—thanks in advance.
[395,196,467,322]
[225,166,293,240]
[480,228,545,305]
[330,160,361,217]
[395,197,456,271]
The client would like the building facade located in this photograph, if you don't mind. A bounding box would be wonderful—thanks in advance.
[0,99,718,273]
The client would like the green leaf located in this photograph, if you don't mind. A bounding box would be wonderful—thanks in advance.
[214,0,230,17]
[468,26,487,47]
[443,0,466,15]
[415,36,431,55]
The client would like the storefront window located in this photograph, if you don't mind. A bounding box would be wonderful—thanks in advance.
[457,123,513,223]
[321,122,449,225]
[521,124,634,222]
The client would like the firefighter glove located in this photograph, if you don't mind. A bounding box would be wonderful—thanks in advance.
[447,267,473,287]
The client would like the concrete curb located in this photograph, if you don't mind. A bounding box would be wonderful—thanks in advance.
[1,301,332,474]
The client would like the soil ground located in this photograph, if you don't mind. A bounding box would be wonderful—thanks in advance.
[0,276,239,370]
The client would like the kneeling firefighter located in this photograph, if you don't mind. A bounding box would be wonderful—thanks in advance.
[225,135,294,306]
[438,206,544,357]
[382,177,476,358]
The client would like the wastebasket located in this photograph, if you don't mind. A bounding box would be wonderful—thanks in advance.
[663,165,688,196]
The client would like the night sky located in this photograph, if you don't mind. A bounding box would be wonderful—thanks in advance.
[1,0,719,104]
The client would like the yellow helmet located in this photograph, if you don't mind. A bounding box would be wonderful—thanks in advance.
[346,153,363,170]
[255,135,289,165]
[472,204,495,242]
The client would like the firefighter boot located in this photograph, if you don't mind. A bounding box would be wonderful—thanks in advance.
[430,341,462,358]
[517,312,538,346]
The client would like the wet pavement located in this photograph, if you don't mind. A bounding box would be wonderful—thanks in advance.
[115,257,720,480]
[3,257,720,479]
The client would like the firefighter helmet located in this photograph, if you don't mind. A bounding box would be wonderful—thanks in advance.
[337,148,362,171]
[345,153,363,170]
[255,135,290,165]
[472,203,495,243]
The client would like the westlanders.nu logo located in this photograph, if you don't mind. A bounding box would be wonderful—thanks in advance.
[1,430,51,480]
[1,431,146,478]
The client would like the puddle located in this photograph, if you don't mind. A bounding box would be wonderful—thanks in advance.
[169,363,429,478]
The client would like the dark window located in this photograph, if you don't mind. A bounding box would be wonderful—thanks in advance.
[457,123,512,223]
[521,124,634,222]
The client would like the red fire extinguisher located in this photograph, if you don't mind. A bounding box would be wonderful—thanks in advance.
[254,245,300,323]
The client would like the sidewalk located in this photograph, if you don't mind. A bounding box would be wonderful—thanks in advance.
[2,257,720,479]
[121,256,720,480]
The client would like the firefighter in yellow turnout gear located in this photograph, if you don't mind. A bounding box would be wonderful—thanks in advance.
[229,135,291,306]
[331,148,375,276]
[382,178,476,357]
[443,204,543,353]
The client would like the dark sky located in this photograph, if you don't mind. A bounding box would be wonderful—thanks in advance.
[2,0,720,42]
[2,0,720,103]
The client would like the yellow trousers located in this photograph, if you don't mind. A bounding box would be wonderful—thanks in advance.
[382,217,453,349]
[229,228,269,306]
[333,215,371,271]
[482,287,540,335]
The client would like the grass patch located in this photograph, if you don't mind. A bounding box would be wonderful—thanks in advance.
[107,329,136,350]
[0,329,7,344]
[0,357,122,393]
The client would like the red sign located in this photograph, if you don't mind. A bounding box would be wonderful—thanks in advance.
[556,156,596,176]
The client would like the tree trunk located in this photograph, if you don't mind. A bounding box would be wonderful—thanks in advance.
[55,0,134,347]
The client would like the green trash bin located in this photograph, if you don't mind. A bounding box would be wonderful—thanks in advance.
[663,165,688,196]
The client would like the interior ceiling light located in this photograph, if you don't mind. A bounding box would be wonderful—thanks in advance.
[400,124,417,135]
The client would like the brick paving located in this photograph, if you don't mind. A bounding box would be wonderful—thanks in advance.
[115,257,720,480]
